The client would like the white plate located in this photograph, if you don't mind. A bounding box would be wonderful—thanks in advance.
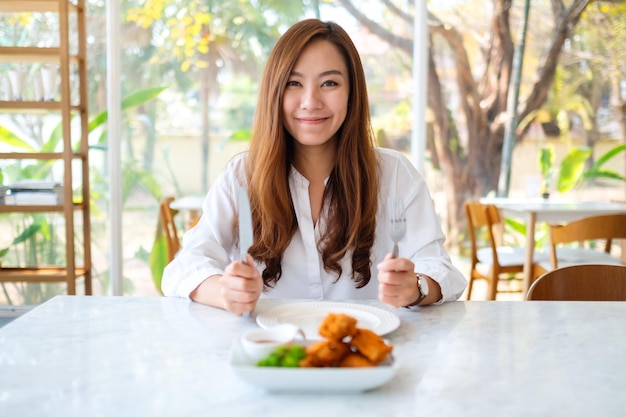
[256,301,401,339]
[230,340,398,393]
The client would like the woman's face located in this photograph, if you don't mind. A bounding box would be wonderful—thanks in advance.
[282,39,349,148]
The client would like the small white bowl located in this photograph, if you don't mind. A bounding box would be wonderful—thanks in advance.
[240,323,304,363]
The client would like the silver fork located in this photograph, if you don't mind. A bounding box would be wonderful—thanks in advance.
[388,198,406,258]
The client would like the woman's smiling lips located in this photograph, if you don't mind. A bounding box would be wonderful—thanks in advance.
[296,116,330,124]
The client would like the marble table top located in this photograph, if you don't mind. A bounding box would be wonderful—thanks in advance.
[480,197,626,223]
[1,296,625,417]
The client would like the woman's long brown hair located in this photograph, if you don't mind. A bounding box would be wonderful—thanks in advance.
[246,19,378,288]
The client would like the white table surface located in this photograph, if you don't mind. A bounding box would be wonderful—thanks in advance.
[1,296,625,417]
[480,197,626,292]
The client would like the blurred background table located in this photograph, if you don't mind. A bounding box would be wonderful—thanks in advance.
[481,197,626,293]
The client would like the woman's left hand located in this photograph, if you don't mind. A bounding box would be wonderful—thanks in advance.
[376,253,421,308]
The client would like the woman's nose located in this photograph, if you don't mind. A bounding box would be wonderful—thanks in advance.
[300,87,322,110]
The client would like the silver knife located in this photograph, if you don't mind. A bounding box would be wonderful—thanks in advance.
[238,187,253,265]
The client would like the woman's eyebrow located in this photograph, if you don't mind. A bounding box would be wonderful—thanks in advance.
[290,69,345,78]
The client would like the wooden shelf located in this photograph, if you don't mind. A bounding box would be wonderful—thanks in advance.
[0,101,61,111]
[0,202,85,214]
[0,47,81,63]
[0,152,87,160]
[0,102,85,113]
[0,0,91,297]
[0,0,80,13]
[0,267,88,283]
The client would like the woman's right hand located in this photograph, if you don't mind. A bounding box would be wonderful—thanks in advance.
[218,254,264,316]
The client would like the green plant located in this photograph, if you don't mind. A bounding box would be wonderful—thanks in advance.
[537,143,626,196]
[0,223,41,263]
[539,145,555,195]
[581,144,626,184]
[0,222,46,305]
[148,223,168,295]
[555,147,592,193]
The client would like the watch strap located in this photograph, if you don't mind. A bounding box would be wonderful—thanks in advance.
[403,273,428,308]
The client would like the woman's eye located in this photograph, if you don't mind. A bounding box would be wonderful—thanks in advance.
[286,80,300,87]
[322,80,338,87]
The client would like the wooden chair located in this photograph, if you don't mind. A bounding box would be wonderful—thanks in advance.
[526,264,626,301]
[465,202,546,300]
[159,197,180,262]
[544,214,626,270]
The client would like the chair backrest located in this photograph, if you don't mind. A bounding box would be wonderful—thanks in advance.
[465,202,502,264]
[548,214,626,269]
[159,196,180,262]
[527,264,626,301]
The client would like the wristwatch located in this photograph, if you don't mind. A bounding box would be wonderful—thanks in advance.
[404,273,429,308]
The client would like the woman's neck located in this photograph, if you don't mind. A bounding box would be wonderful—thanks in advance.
[292,142,337,183]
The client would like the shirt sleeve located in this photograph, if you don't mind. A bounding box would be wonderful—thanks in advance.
[380,149,468,303]
[161,154,246,299]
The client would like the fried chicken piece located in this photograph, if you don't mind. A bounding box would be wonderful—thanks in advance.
[304,339,351,367]
[349,328,393,364]
[298,357,318,368]
[297,313,395,368]
[339,352,375,368]
[318,313,358,340]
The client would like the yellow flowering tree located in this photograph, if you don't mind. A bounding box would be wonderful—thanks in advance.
[127,0,307,192]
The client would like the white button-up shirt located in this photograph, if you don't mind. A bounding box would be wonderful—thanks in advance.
[162,148,467,303]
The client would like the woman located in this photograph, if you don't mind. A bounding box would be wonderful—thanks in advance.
[162,19,467,315]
